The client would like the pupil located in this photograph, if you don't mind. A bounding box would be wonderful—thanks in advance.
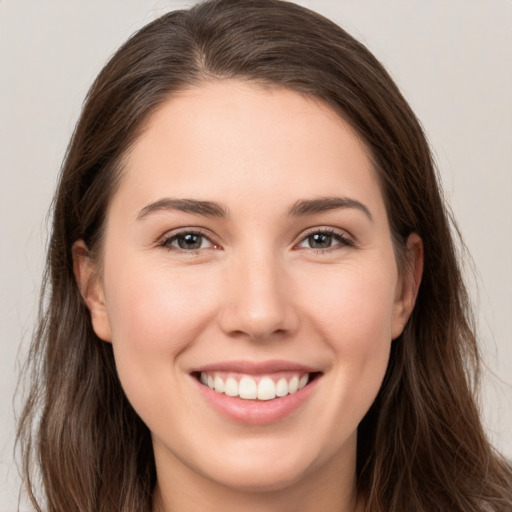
[309,233,331,249]
[178,233,202,250]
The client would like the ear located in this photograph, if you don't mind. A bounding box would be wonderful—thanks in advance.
[391,233,424,340]
[72,240,112,342]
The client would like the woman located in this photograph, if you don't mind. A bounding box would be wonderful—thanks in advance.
[17,0,512,511]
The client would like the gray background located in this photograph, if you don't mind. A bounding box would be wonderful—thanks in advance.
[1,1,511,509]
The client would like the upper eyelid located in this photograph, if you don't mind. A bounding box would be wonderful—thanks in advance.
[296,226,354,241]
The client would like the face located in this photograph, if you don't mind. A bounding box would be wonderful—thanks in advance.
[76,81,421,498]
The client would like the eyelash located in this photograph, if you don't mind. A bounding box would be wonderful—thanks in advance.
[158,229,218,254]
[295,227,355,252]
[157,227,354,253]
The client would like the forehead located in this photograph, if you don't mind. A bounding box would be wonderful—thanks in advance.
[114,80,386,220]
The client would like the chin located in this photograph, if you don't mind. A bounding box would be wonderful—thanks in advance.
[204,460,310,494]
[191,437,330,494]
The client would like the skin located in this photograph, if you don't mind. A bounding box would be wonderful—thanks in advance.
[74,80,422,512]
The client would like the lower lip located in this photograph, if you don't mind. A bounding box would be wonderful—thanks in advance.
[192,375,320,425]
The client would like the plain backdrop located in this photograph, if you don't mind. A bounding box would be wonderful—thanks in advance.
[1,0,511,509]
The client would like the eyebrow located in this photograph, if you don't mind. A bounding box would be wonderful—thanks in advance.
[288,196,373,221]
[136,195,372,222]
[137,198,227,220]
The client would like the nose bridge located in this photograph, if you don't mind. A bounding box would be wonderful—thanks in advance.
[219,244,297,341]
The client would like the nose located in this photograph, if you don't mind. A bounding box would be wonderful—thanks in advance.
[217,249,300,342]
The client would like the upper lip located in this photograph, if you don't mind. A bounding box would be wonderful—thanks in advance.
[191,359,321,374]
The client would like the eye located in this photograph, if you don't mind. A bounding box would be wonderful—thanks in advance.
[297,229,353,250]
[160,231,216,251]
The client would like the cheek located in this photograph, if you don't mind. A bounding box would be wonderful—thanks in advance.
[101,253,221,401]
[101,256,227,431]
[298,263,396,411]
[104,258,214,345]
[301,262,397,349]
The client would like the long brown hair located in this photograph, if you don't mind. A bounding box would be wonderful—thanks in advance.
[17,1,512,511]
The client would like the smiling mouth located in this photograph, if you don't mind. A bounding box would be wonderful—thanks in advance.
[193,371,322,401]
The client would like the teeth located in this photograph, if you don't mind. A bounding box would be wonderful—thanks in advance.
[224,377,238,397]
[239,376,257,399]
[275,378,288,397]
[257,377,275,400]
[213,374,224,393]
[199,372,311,400]
[288,376,299,394]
